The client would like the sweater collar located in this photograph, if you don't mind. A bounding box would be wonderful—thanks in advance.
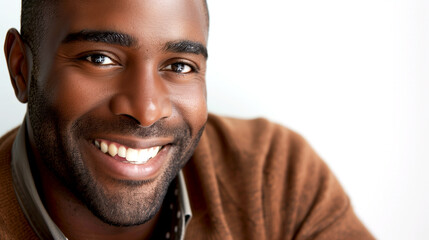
[11,117,192,240]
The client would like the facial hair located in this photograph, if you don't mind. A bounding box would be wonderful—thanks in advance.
[27,75,204,226]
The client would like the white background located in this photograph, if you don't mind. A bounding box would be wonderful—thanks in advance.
[0,0,428,239]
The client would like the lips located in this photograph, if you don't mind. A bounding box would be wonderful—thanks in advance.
[85,137,172,181]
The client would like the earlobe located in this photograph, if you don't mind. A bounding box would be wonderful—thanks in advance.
[4,28,32,103]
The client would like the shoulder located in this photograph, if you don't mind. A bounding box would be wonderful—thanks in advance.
[188,114,374,239]
[202,113,319,180]
[0,127,19,179]
[202,113,321,184]
[0,127,19,152]
[0,127,39,240]
[204,113,307,158]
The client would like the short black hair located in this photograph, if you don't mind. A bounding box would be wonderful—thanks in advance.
[20,0,209,66]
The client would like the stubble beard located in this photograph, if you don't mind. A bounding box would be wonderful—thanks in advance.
[27,75,204,226]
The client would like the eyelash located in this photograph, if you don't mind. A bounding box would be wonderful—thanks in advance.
[79,53,117,66]
[78,53,199,74]
[164,62,197,74]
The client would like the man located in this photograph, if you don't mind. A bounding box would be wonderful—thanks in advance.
[0,0,374,239]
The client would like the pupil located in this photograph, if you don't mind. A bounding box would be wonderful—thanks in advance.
[94,55,104,63]
[174,63,184,72]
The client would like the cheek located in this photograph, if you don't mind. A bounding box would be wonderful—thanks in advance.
[169,82,207,136]
[46,68,111,122]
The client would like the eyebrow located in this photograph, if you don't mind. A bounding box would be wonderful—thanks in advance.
[62,30,136,47]
[165,40,208,59]
[62,30,208,58]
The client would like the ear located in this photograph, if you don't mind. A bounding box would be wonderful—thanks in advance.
[4,28,32,103]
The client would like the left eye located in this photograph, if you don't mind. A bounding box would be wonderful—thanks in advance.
[84,54,115,65]
[163,63,193,73]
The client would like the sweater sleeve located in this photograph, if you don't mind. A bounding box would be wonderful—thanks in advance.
[262,123,374,240]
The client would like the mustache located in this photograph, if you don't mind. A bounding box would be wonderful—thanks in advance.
[72,115,190,141]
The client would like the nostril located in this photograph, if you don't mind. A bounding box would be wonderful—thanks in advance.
[120,114,141,126]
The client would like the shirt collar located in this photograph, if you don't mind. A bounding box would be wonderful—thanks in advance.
[11,117,192,240]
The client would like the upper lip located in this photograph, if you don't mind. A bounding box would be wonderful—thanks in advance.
[90,135,174,149]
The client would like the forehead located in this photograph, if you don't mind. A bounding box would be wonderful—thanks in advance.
[50,0,208,45]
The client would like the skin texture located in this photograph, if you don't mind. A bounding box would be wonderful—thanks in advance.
[4,0,209,239]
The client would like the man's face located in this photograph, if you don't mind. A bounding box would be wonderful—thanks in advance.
[27,0,208,226]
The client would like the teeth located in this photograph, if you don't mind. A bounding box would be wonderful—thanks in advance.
[95,140,162,164]
[151,146,160,158]
[100,142,108,153]
[138,149,150,163]
[118,146,126,158]
[108,144,117,157]
[126,148,138,161]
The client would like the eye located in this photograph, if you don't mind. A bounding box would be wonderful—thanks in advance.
[163,62,194,74]
[84,54,115,66]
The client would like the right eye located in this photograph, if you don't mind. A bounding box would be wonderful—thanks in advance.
[83,54,115,66]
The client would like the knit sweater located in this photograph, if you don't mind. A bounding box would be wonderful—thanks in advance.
[0,114,374,239]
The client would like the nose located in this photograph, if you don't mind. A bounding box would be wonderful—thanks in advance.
[109,66,172,127]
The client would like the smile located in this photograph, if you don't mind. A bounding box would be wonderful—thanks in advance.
[94,140,162,165]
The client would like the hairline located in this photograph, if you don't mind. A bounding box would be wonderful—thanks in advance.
[20,0,210,56]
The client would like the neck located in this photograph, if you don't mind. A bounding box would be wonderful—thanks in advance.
[32,156,161,240]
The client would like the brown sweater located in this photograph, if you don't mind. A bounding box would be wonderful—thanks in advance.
[0,114,374,239]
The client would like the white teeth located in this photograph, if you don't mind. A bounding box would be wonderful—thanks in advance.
[100,142,108,153]
[126,148,138,161]
[150,146,160,159]
[138,149,150,163]
[148,148,155,158]
[118,146,126,158]
[154,146,161,155]
[95,140,162,164]
[108,144,118,157]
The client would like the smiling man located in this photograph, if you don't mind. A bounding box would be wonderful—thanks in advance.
[0,0,374,239]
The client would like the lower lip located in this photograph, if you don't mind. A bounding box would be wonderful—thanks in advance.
[83,141,170,181]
